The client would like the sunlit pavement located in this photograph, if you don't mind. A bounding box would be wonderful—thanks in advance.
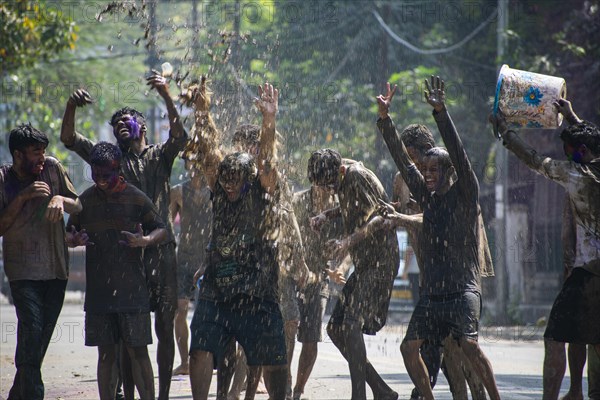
[0,296,586,399]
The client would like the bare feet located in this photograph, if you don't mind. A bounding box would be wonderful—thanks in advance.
[172,364,189,376]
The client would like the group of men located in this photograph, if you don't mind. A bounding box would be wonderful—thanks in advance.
[1,70,599,400]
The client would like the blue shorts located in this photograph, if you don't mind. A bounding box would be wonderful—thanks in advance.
[190,295,287,366]
[404,291,481,343]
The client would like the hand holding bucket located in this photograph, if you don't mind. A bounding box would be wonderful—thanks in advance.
[493,64,567,129]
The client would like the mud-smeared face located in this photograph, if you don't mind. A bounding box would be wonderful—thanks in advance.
[18,144,46,176]
[422,156,443,193]
[92,164,121,193]
[113,114,142,145]
[218,169,245,202]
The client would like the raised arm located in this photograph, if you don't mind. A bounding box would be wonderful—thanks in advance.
[187,77,223,191]
[146,70,187,140]
[61,89,93,147]
[376,83,428,203]
[425,76,479,200]
[490,111,570,184]
[255,82,279,195]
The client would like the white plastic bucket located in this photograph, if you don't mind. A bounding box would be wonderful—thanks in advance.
[493,64,567,129]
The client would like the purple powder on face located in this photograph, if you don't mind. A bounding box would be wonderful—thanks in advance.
[125,117,140,139]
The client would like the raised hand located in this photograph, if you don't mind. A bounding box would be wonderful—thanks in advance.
[45,196,65,223]
[68,89,93,108]
[552,98,582,125]
[488,110,509,140]
[146,69,170,98]
[189,76,211,111]
[254,82,278,119]
[424,75,446,113]
[376,82,398,119]
[119,223,147,247]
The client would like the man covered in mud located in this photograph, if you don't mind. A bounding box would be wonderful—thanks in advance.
[60,71,187,400]
[376,77,500,400]
[490,99,600,400]
[0,124,81,400]
[308,148,400,400]
[66,142,167,400]
[224,124,314,400]
[186,80,288,400]
[389,122,492,400]
[291,152,350,400]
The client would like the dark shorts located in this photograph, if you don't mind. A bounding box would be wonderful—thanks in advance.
[298,283,328,343]
[189,295,287,366]
[145,242,178,314]
[177,258,197,300]
[279,275,299,322]
[85,312,152,347]
[544,268,600,344]
[404,291,481,343]
[328,271,395,335]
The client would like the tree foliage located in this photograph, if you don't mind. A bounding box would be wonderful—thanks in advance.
[1,0,598,192]
[0,0,77,74]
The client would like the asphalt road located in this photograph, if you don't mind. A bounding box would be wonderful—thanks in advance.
[0,298,587,399]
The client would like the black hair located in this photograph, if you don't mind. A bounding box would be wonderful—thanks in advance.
[424,147,453,171]
[307,148,342,184]
[8,123,49,156]
[400,124,435,152]
[218,152,258,183]
[109,107,146,127]
[560,121,600,155]
[90,141,122,169]
[232,124,261,147]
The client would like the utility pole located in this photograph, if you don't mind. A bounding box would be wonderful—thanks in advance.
[494,0,509,323]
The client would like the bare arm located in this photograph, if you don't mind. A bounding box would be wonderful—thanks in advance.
[61,89,93,147]
[189,77,223,191]
[147,71,186,139]
[255,82,280,195]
